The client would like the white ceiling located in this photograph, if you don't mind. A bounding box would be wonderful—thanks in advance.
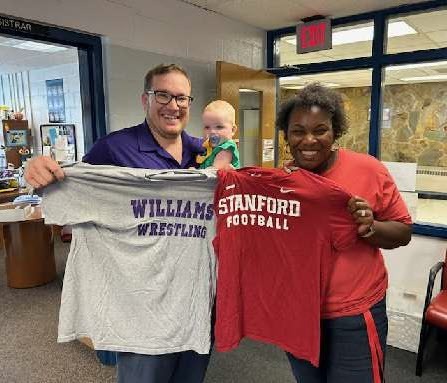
[0,0,445,89]
[178,0,428,30]
[0,36,78,74]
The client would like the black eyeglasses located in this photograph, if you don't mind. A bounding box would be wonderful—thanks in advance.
[146,90,193,108]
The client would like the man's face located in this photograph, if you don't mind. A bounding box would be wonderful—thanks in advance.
[142,71,191,140]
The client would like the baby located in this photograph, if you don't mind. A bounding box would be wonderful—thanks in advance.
[196,100,240,169]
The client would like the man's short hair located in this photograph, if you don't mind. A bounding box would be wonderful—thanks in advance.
[144,64,191,92]
[204,100,236,125]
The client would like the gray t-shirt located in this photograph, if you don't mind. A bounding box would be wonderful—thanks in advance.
[43,163,217,355]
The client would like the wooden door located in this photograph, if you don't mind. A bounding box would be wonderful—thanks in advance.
[216,61,276,168]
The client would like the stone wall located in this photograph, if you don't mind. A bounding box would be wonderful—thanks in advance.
[381,83,447,167]
[278,83,447,167]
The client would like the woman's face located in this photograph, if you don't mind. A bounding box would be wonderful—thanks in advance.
[286,106,335,174]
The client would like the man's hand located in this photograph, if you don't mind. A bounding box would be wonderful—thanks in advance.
[25,156,65,189]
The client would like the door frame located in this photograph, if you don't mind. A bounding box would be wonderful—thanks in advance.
[216,61,276,168]
[0,13,106,151]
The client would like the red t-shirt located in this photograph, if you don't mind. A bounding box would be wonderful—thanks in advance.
[213,167,358,366]
[321,149,412,318]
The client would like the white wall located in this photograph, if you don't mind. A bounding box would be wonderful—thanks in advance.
[2,0,264,138]
[28,62,85,158]
[0,0,264,69]
[384,235,446,351]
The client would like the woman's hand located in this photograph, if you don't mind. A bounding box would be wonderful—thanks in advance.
[347,195,412,248]
[347,195,375,237]
[25,156,65,189]
[283,160,299,173]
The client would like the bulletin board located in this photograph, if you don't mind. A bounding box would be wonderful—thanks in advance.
[40,124,77,161]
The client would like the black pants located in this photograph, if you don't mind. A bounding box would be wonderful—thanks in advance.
[287,298,388,383]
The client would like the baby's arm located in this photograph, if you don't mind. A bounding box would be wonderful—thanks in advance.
[212,149,233,169]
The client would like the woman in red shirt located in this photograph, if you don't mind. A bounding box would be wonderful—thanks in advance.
[278,83,412,383]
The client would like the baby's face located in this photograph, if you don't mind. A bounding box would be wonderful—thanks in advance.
[202,110,234,141]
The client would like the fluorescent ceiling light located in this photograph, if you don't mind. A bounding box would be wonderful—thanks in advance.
[401,75,447,81]
[388,21,417,38]
[333,21,416,45]
[14,41,67,52]
[239,88,258,93]
[0,38,67,52]
[332,25,374,45]
[282,82,340,89]
[316,82,339,88]
[386,60,447,71]
[280,76,302,83]
[284,21,416,46]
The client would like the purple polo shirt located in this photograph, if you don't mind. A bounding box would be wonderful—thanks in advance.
[83,120,204,169]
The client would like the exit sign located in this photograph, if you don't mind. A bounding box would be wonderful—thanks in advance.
[296,18,332,54]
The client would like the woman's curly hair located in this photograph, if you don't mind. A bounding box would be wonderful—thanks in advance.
[276,83,348,140]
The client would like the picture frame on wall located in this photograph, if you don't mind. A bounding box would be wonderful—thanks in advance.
[46,78,66,123]
[40,124,77,162]
[367,107,391,128]
[5,129,29,147]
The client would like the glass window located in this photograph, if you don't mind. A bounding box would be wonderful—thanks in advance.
[386,7,447,54]
[381,62,447,227]
[278,21,373,67]
[278,69,372,164]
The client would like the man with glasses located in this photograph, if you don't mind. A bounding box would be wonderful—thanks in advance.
[25,64,212,383]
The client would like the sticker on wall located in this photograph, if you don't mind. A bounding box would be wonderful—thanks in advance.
[262,138,274,162]
[46,78,66,123]
[368,107,391,129]
[5,129,28,147]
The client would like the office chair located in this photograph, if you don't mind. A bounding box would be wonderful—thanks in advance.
[415,249,447,376]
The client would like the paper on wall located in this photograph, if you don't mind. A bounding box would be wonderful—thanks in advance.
[400,191,418,221]
[262,139,274,162]
[383,161,417,192]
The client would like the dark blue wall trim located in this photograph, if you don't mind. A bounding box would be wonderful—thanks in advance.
[266,0,446,42]
[267,1,447,239]
[333,0,445,26]
[270,57,373,77]
[266,30,275,69]
[368,13,386,157]
[413,224,447,239]
[0,13,106,150]
[267,47,447,78]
